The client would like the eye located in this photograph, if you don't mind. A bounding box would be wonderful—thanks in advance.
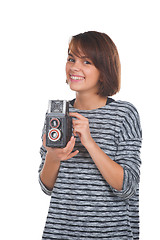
[67,57,75,63]
[84,60,91,65]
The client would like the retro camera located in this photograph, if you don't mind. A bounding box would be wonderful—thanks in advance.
[46,100,72,148]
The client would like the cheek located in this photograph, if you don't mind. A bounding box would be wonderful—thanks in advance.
[95,71,100,80]
[65,63,68,74]
[88,69,100,83]
[87,65,100,77]
[65,63,70,75]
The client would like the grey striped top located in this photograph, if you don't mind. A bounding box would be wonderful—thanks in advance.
[39,98,142,240]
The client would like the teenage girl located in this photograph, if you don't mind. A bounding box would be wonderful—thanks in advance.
[39,31,142,240]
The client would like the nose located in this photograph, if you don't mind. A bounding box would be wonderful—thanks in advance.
[70,60,81,72]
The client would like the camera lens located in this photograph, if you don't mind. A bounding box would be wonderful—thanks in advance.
[50,118,60,128]
[48,128,61,142]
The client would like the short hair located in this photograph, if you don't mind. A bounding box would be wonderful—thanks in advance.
[68,31,121,97]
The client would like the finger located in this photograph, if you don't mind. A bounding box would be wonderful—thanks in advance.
[65,150,79,160]
[69,112,86,120]
[73,129,77,137]
[72,119,83,125]
[63,136,76,154]
[43,133,46,147]
[73,125,83,134]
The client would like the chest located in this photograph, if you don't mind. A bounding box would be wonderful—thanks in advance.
[74,112,119,159]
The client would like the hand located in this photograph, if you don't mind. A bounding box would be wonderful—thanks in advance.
[43,134,79,161]
[69,112,93,148]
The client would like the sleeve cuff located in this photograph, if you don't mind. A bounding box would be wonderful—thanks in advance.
[38,173,52,196]
[110,168,137,200]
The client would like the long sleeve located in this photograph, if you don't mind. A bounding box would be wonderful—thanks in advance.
[38,116,52,196]
[111,103,142,199]
[40,100,142,239]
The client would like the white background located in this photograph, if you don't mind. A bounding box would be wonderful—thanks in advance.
[0,0,160,239]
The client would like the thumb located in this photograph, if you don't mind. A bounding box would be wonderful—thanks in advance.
[43,133,46,147]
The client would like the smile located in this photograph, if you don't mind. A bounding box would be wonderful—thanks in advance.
[69,74,85,81]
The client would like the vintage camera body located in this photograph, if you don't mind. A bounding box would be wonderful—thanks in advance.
[46,100,72,148]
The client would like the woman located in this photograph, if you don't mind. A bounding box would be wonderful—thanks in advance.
[39,31,142,239]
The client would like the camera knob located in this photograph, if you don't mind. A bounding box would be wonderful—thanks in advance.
[48,128,61,142]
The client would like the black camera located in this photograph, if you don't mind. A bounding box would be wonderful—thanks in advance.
[45,100,72,148]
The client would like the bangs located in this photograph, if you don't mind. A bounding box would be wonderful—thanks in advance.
[68,36,98,65]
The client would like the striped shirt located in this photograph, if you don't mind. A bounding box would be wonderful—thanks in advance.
[39,98,142,240]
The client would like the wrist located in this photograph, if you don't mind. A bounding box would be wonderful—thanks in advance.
[84,137,96,150]
[46,151,60,164]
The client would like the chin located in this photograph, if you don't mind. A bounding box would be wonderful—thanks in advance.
[68,83,82,92]
[69,86,81,92]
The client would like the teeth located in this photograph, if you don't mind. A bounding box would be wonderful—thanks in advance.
[70,76,84,80]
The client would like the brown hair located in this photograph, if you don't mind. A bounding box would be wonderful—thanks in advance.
[68,31,121,96]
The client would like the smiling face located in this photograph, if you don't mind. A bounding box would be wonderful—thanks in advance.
[66,49,100,94]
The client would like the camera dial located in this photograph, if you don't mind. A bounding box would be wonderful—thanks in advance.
[50,118,60,128]
[48,128,61,142]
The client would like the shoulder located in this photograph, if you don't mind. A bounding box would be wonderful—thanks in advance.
[106,99,142,138]
[111,100,142,139]
[107,99,141,123]
[111,99,140,115]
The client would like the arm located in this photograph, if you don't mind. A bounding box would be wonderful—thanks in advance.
[40,152,61,191]
[70,107,142,199]
[70,112,123,191]
[39,134,79,193]
[85,138,123,191]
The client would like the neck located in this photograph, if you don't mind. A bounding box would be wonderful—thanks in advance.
[74,92,108,110]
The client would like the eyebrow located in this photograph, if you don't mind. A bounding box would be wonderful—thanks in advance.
[68,53,74,57]
[68,52,89,59]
